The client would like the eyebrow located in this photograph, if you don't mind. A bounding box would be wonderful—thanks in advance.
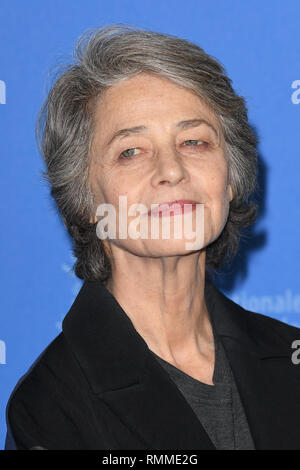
[106,118,219,147]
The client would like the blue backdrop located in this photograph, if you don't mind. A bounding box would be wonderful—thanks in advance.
[1,0,299,449]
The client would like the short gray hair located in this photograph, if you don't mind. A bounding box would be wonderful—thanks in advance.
[36,23,259,282]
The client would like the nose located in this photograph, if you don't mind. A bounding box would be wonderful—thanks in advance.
[151,147,188,187]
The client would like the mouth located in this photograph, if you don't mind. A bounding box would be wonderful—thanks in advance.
[147,200,202,217]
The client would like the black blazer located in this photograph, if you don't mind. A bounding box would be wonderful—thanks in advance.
[5,277,300,450]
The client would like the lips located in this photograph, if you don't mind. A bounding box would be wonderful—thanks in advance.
[148,200,201,217]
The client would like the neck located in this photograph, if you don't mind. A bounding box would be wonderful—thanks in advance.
[104,247,214,366]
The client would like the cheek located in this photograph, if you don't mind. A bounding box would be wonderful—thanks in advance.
[101,187,122,208]
[215,183,231,213]
[90,164,120,204]
[216,187,231,232]
[204,168,230,220]
[101,166,144,209]
[203,165,228,199]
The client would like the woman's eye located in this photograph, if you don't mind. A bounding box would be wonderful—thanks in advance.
[119,148,138,159]
[183,139,207,147]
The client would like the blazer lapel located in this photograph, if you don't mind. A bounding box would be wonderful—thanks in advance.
[100,352,216,450]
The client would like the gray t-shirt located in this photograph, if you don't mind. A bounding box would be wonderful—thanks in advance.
[149,330,255,450]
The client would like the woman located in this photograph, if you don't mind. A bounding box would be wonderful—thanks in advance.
[5,24,300,450]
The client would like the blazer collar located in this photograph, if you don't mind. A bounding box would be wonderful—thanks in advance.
[62,277,296,449]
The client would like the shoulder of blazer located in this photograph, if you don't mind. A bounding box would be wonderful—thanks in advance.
[230,298,300,342]
[204,278,300,358]
[9,332,92,396]
[250,308,300,363]
[243,304,300,353]
[5,333,111,450]
[245,308,300,343]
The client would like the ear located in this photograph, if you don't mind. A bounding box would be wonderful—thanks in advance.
[89,213,99,224]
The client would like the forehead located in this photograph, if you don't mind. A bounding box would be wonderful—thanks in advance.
[93,73,220,130]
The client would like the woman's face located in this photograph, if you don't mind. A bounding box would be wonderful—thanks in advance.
[89,72,233,257]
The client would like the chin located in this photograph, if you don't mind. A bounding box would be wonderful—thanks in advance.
[140,239,206,257]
